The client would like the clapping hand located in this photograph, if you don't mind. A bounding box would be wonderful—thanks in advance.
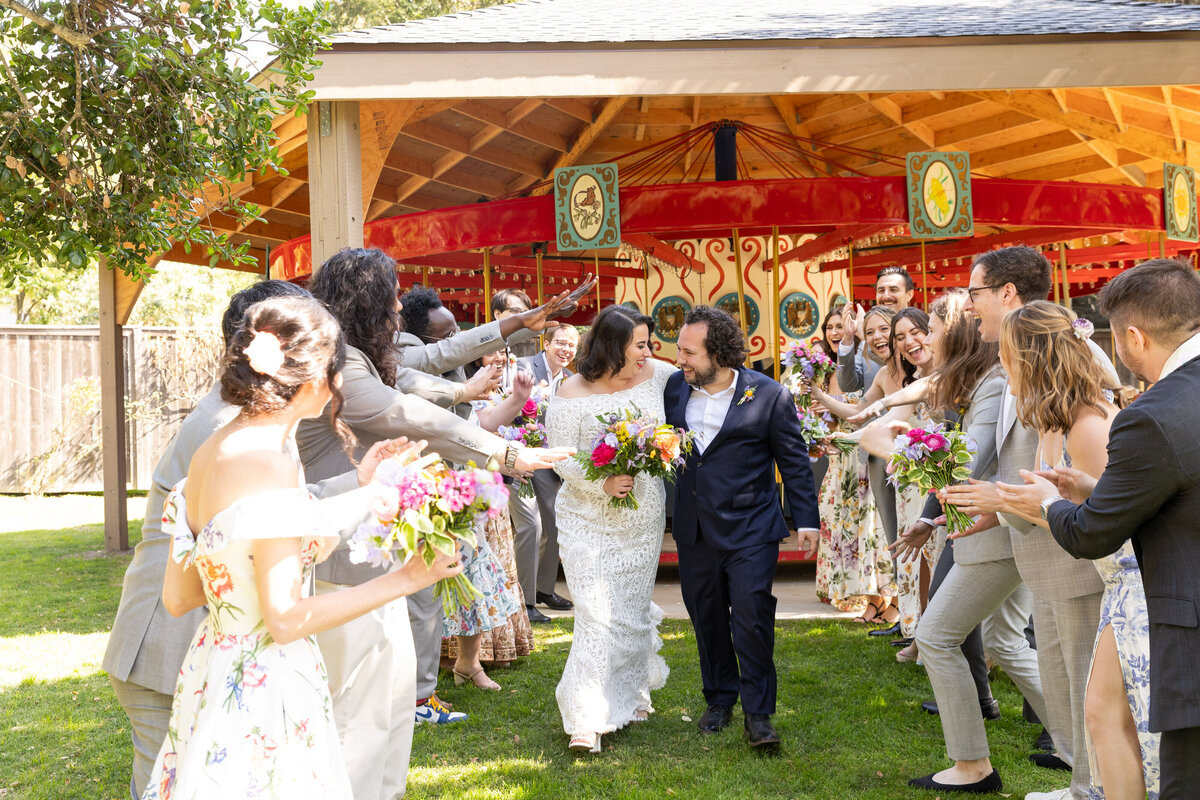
[841,303,865,345]
[1031,465,1097,505]
[995,469,1064,524]
[462,362,503,402]
[356,437,428,486]
[511,369,534,403]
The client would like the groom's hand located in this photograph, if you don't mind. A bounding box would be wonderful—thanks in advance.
[798,528,819,558]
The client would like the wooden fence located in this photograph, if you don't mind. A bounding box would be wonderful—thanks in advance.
[0,326,222,493]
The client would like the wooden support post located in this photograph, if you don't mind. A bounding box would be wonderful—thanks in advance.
[594,251,601,310]
[921,240,929,310]
[642,265,650,314]
[307,101,364,273]
[1058,243,1071,310]
[483,250,493,322]
[771,227,782,381]
[536,250,544,348]
[422,266,429,288]
[1053,246,1061,304]
[732,229,750,366]
[99,256,129,552]
[1159,231,1167,258]
[847,243,855,305]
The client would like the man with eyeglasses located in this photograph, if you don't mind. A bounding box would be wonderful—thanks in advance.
[515,322,581,620]
[492,288,542,359]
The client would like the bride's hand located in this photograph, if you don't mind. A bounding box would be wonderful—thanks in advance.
[604,474,634,499]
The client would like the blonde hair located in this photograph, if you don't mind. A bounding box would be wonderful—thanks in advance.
[927,289,999,410]
[1000,301,1120,433]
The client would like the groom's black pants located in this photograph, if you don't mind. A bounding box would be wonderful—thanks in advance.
[677,529,779,716]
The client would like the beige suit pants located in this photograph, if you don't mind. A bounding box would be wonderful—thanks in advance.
[316,582,416,800]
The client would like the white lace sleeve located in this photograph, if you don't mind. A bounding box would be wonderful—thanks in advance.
[651,358,678,396]
[545,397,608,498]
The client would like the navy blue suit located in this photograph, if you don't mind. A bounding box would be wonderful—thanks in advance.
[665,368,819,715]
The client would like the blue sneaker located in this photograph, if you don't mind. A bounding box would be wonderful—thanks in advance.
[415,695,467,725]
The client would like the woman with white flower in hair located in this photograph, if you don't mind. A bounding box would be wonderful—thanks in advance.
[142,296,461,800]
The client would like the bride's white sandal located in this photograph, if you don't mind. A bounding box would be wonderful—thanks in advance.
[568,732,601,753]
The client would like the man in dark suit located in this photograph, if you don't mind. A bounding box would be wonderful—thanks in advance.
[515,322,580,618]
[999,258,1200,800]
[665,306,820,749]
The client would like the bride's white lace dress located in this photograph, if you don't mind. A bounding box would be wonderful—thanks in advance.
[545,359,675,737]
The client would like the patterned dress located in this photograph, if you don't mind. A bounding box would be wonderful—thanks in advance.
[442,510,534,662]
[1087,541,1160,798]
[815,393,896,612]
[894,405,945,638]
[142,484,351,800]
[441,517,525,638]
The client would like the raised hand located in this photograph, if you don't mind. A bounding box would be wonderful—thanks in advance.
[514,446,576,475]
[356,437,426,486]
[511,369,534,403]
[461,362,503,402]
[520,273,597,331]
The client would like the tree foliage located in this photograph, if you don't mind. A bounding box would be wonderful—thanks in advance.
[0,0,331,282]
[325,0,513,31]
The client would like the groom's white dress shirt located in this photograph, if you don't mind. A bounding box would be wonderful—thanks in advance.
[685,375,737,455]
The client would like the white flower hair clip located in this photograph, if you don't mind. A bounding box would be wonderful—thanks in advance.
[1072,318,1095,342]
[243,330,286,377]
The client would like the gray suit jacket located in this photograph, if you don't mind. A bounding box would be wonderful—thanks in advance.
[517,352,573,394]
[103,386,360,694]
[997,387,1103,600]
[394,364,467,409]
[297,345,508,585]
[395,319,537,375]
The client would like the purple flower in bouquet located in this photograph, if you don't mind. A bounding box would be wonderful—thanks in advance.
[887,424,976,533]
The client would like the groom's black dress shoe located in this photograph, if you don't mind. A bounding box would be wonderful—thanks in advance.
[921,699,1001,720]
[536,591,574,610]
[908,769,1002,794]
[743,713,780,749]
[526,605,551,624]
[869,622,902,637]
[697,704,732,733]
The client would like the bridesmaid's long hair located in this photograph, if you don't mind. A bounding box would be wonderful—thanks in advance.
[1001,301,1125,433]
[927,289,1000,411]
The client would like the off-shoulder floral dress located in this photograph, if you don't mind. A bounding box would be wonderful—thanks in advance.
[141,483,349,800]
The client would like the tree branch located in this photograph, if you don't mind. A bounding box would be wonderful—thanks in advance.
[0,0,94,48]
[0,47,34,113]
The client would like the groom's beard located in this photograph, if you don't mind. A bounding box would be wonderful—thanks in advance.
[684,363,720,388]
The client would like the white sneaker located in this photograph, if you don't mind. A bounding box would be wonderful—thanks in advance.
[1024,789,1073,800]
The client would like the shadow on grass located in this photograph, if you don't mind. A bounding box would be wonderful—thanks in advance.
[0,522,138,636]
[407,619,1053,800]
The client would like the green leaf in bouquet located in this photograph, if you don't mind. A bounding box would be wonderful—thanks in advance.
[428,531,458,557]
[399,520,418,556]
[412,512,434,535]
[952,467,972,481]
[420,545,438,568]
[955,451,972,464]
[432,515,447,533]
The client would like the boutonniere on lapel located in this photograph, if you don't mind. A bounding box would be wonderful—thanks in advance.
[737,386,757,406]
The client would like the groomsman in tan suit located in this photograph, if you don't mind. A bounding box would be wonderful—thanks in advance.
[944,246,1115,800]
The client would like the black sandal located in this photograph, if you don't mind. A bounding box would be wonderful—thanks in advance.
[853,600,883,624]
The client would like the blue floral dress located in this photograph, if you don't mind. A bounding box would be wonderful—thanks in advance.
[1089,540,1160,799]
[441,530,524,638]
[142,483,351,800]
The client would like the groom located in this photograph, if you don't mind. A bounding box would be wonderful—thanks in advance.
[666,305,820,749]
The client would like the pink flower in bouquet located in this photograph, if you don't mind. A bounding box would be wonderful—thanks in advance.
[907,428,928,444]
[438,471,477,512]
[521,398,539,417]
[653,430,681,464]
[396,473,435,510]
[923,433,948,452]
[592,443,617,467]
[371,485,401,523]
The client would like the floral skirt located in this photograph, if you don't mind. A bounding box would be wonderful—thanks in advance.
[815,451,896,612]
[441,511,532,658]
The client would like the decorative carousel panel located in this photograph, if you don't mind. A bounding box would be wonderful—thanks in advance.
[651,296,691,343]
[907,151,974,239]
[779,292,820,340]
[554,163,621,251]
[715,292,760,334]
[1164,163,1198,243]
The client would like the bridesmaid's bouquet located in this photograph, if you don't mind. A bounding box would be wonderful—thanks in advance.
[781,340,835,409]
[797,406,857,457]
[575,406,696,509]
[495,420,547,497]
[349,459,510,614]
[887,423,976,534]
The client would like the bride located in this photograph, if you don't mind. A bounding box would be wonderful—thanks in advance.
[545,304,676,753]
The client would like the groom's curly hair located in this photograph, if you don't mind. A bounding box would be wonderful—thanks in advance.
[684,306,747,369]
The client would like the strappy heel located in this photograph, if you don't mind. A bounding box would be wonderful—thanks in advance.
[452,666,500,691]
[568,732,601,753]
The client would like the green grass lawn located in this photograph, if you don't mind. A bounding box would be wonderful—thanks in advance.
[1,522,1055,799]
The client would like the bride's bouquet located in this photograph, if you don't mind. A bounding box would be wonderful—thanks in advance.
[781,340,835,409]
[887,423,976,534]
[574,406,696,509]
[349,459,510,614]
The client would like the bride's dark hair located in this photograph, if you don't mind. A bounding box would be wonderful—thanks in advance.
[221,296,355,454]
[576,304,655,381]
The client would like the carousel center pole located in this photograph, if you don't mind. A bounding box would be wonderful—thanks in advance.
[536,249,545,348]
[483,250,493,322]
[847,241,855,308]
[732,228,750,366]
[643,260,650,314]
[1058,242,1071,309]
[771,226,782,381]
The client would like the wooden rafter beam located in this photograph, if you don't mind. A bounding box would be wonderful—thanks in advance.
[767,95,819,177]
[1163,86,1185,152]
[857,93,936,148]
[545,98,594,124]
[1071,133,1147,186]
[1102,88,1127,132]
[635,96,650,141]
[772,224,893,267]
[968,90,1184,163]
[522,97,631,196]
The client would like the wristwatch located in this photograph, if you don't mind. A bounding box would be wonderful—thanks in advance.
[1040,494,1065,521]
[504,442,520,473]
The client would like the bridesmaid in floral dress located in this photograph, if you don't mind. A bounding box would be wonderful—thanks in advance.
[145,296,458,799]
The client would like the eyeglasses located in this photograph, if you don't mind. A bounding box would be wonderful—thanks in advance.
[966,285,1005,302]
[504,306,526,314]
[419,326,461,343]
